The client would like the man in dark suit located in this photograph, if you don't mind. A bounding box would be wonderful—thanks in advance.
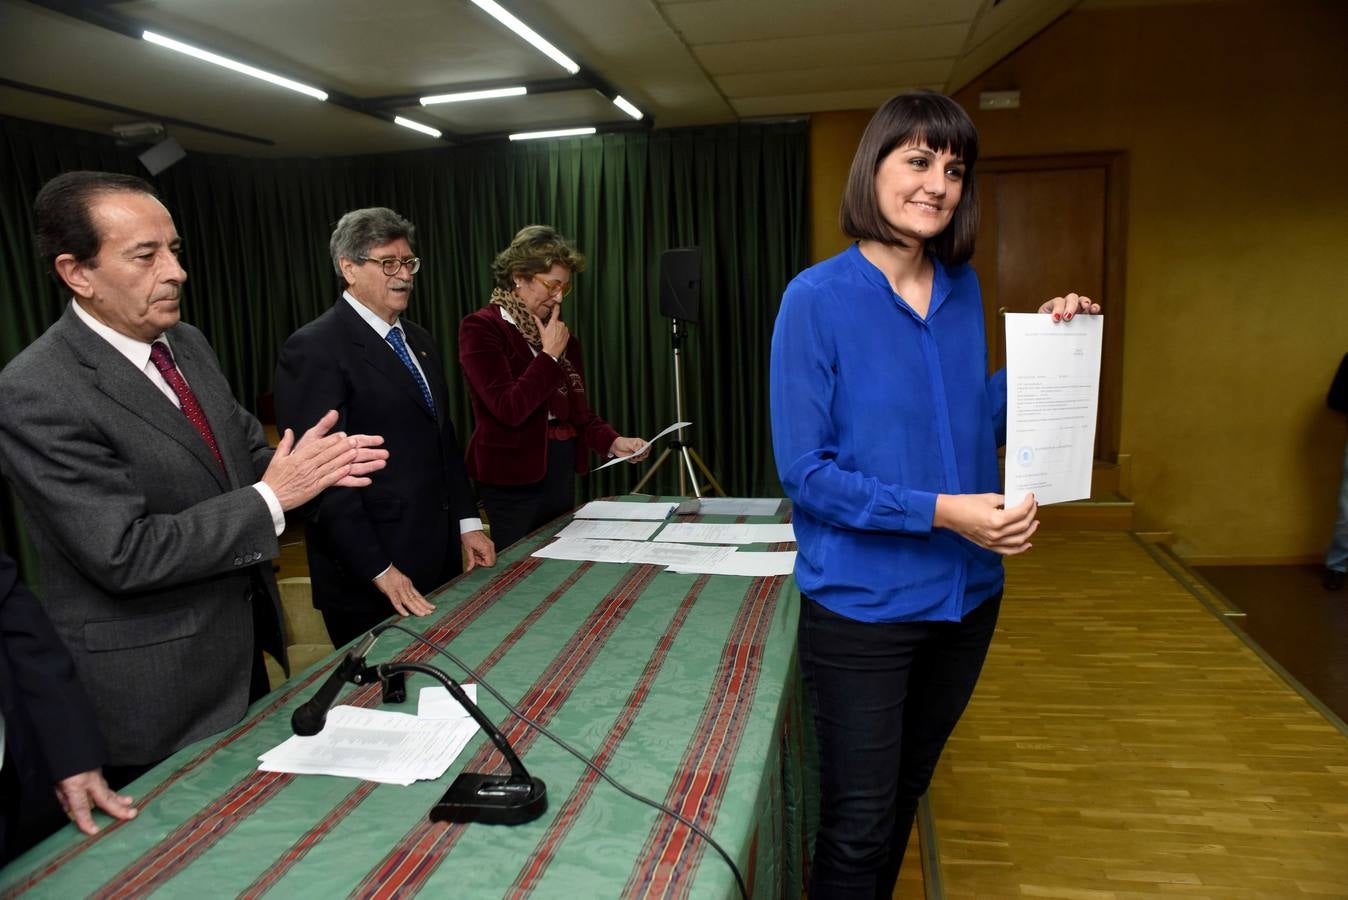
[0,172,388,783]
[274,207,495,648]
[1,551,136,862]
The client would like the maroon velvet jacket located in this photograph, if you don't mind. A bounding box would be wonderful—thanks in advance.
[459,306,619,485]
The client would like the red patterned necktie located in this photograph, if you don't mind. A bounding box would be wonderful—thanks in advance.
[149,341,225,471]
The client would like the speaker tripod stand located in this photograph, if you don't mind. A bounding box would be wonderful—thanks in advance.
[632,318,725,499]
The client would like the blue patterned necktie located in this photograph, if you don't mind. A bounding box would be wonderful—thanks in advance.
[385,326,435,414]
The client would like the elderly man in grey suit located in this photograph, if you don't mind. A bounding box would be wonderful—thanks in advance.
[0,171,388,787]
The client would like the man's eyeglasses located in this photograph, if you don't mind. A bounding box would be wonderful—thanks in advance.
[532,274,572,297]
[361,256,421,277]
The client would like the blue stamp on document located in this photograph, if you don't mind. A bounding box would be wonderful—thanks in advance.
[1016,446,1034,466]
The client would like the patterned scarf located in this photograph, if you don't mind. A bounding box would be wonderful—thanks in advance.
[489,286,586,412]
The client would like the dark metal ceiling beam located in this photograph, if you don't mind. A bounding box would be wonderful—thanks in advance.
[20,0,467,142]
[0,76,275,146]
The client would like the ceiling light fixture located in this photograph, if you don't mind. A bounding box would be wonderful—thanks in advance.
[142,31,328,101]
[611,95,643,120]
[468,0,580,74]
[393,116,443,138]
[509,126,597,141]
[421,86,528,105]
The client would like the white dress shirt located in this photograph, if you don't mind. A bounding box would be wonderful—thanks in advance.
[70,300,286,535]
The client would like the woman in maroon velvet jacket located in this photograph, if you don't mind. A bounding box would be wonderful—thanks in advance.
[459,225,648,552]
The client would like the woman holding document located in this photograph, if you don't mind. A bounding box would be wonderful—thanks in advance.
[769,91,1100,898]
[459,225,648,553]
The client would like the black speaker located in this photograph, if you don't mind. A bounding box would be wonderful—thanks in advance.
[659,248,702,323]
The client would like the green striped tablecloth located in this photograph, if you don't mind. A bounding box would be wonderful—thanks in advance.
[2,497,814,899]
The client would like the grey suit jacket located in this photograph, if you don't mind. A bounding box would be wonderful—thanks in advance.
[0,306,286,765]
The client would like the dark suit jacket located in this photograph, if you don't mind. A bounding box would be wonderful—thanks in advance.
[1,551,104,852]
[0,307,286,766]
[273,299,477,616]
[458,306,618,485]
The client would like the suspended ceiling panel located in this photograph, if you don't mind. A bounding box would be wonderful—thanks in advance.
[0,0,1219,157]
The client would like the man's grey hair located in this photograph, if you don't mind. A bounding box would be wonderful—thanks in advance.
[329,207,416,276]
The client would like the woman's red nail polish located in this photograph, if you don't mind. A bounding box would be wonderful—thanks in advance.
[1053,314,1061,322]
[1065,313,1073,320]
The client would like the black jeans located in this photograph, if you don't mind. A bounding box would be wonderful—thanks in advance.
[799,591,1002,900]
[477,438,577,553]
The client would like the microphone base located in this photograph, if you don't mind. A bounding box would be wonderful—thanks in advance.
[429,773,547,826]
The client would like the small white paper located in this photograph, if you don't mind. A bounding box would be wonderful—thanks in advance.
[258,705,479,785]
[573,501,678,520]
[667,550,797,577]
[532,537,642,563]
[1004,313,1104,507]
[592,421,692,471]
[531,537,736,569]
[695,498,782,517]
[626,542,735,568]
[555,519,663,541]
[654,523,796,545]
[416,684,477,719]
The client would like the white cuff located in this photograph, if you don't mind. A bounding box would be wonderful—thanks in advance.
[251,482,286,536]
[459,518,484,535]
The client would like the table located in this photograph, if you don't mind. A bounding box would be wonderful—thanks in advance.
[1,498,812,899]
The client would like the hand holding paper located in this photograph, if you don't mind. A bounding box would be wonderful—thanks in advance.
[593,421,690,471]
[933,492,1038,556]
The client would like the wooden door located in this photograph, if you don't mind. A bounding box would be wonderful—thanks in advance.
[972,153,1127,461]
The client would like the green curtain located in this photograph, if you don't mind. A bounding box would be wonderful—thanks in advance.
[0,114,808,583]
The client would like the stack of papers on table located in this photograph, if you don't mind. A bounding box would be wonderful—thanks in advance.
[694,498,781,516]
[534,497,797,576]
[259,686,480,785]
[531,537,796,576]
[554,519,664,541]
[653,523,795,545]
[573,500,678,520]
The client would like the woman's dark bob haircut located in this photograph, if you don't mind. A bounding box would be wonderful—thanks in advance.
[839,90,980,266]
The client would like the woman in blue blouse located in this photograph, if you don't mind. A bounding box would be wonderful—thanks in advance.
[770,91,1099,898]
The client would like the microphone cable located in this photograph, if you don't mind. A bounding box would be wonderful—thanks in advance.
[380,622,750,900]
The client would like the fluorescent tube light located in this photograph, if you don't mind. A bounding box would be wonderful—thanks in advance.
[142,31,327,101]
[612,95,643,120]
[421,86,528,105]
[394,117,443,138]
[508,127,597,141]
[468,0,580,74]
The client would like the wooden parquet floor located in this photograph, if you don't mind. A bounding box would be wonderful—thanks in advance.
[927,531,1348,898]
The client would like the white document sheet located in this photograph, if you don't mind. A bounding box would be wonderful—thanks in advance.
[1003,313,1104,507]
[592,421,691,471]
[694,497,782,517]
[554,519,663,541]
[626,542,735,568]
[653,523,796,545]
[258,705,479,785]
[531,537,641,563]
[416,684,478,719]
[573,500,678,520]
[531,537,735,569]
[667,550,798,577]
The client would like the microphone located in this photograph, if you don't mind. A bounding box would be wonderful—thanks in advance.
[288,627,547,825]
[376,661,548,826]
[290,629,380,736]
